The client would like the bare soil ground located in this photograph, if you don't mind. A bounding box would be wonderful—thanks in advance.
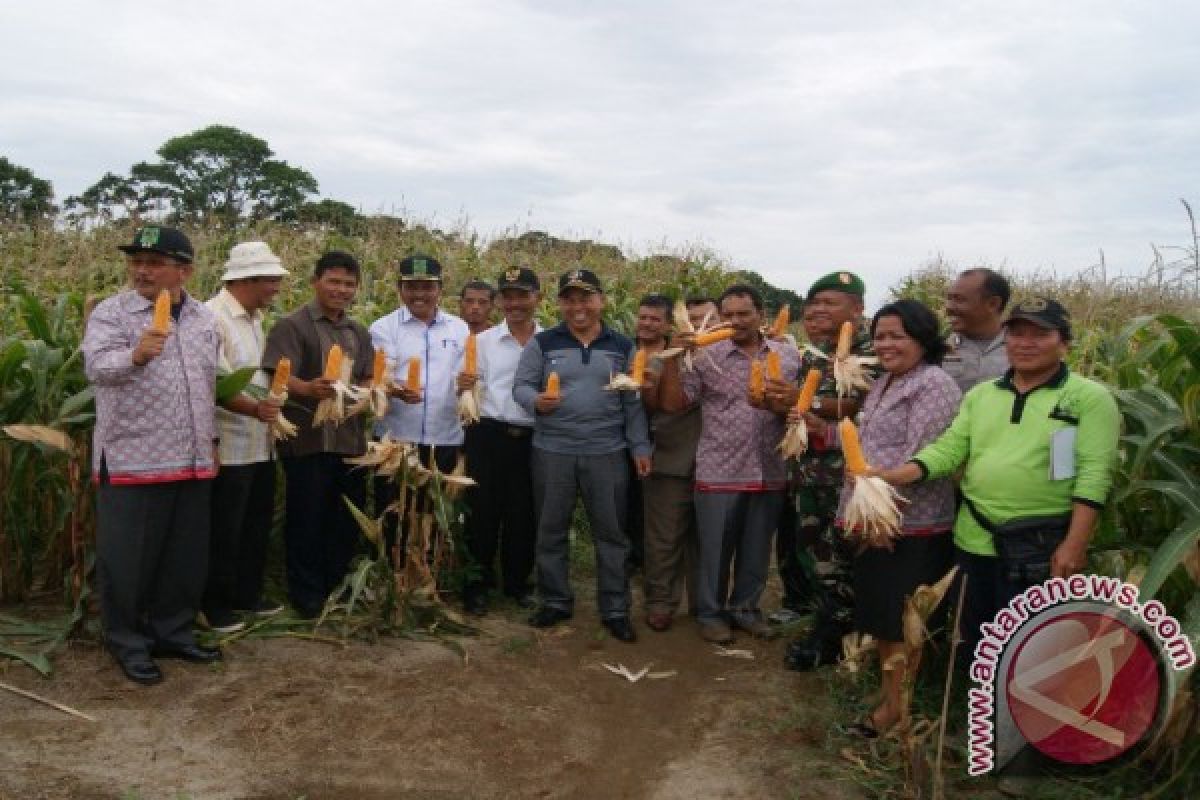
[0,588,861,800]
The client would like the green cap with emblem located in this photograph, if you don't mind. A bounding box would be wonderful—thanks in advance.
[805,270,865,301]
[398,254,443,282]
[118,225,195,263]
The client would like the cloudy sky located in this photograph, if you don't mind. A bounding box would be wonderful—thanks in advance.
[3,1,1198,301]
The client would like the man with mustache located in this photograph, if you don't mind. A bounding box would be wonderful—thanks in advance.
[83,226,222,684]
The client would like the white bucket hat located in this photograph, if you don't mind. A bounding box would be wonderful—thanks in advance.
[221,241,289,281]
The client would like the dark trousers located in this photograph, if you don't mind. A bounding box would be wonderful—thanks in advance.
[282,453,367,614]
[774,498,812,610]
[626,458,645,571]
[533,449,632,618]
[96,477,211,663]
[374,443,459,566]
[204,460,276,617]
[463,420,536,600]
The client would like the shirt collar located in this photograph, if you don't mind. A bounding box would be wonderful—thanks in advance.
[400,306,443,326]
[553,321,613,345]
[996,361,1068,392]
[497,320,542,341]
[214,287,260,321]
[305,300,348,326]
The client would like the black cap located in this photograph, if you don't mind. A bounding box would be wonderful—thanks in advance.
[557,267,602,296]
[497,266,540,292]
[1005,297,1071,337]
[118,226,194,264]
[398,254,443,281]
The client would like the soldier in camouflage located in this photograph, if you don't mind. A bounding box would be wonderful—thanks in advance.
[775,271,881,672]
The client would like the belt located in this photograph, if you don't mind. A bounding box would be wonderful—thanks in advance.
[480,417,533,438]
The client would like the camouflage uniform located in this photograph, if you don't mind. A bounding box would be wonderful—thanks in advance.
[785,322,878,638]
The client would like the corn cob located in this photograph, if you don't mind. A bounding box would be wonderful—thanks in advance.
[152,289,171,334]
[270,357,291,395]
[372,350,388,386]
[748,359,765,402]
[406,357,421,391]
[765,350,782,381]
[544,371,560,399]
[463,334,478,376]
[694,328,735,347]
[836,321,855,359]
[323,344,344,381]
[768,304,790,337]
[795,368,821,412]
[839,418,868,474]
[630,348,646,383]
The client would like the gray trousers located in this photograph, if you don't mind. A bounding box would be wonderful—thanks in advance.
[693,490,783,625]
[532,448,631,619]
[642,473,698,616]
[97,478,211,662]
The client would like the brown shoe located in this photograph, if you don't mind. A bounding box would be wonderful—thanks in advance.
[646,611,673,632]
[699,621,734,645]
[732,616,776,640]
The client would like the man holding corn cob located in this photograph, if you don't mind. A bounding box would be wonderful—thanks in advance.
[460,267,542,616]
[780,271,880,671]
[263,251,375,619]
[202,242,289,634]
[658,284,801,645]
[83,226,223,684]
[513,267,652,642]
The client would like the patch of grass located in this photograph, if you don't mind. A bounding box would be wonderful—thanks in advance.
[500,635,534,657]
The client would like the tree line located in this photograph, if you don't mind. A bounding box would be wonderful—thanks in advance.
[1,124,361,230]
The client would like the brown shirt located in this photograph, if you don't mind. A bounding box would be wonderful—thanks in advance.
[646,357,702,478]
[262,302,374,458]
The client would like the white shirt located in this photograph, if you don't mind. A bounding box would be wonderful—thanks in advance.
[369,306,469,446]
[207,289,272,465]
[477,320,542,427]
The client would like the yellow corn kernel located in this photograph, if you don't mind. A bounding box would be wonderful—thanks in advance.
[835,320,855,359]
[795,368,821,412]
[545,371,560,399]
[463,334,478,376]
[152,289,171,334]
[840,418,868,475]
[269,357,291,395]
[768,304,790,337]
[323,345,344,381]
[765,350,782,381]
[406,357,421,391]
[630,348,646,383]
[694,328,735,347]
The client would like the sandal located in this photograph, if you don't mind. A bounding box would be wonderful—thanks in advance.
[846,719,881,739]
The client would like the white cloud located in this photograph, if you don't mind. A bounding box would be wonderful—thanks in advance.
[3,0,1199,304]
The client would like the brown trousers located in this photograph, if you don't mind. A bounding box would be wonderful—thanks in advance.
[641,473,698,616]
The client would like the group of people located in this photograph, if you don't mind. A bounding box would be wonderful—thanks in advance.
[83,224,1119,738]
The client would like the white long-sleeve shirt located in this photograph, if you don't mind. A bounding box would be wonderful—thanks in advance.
[476,320,542,427]
[369,306,469,446]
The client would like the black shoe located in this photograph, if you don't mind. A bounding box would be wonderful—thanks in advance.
[464,595,489,617]
[783,635,840,672]
[528,607,572,628]
[506,592,537,610]
[117,658,163,686]
[151,643,223,664]
[602,616,637,643]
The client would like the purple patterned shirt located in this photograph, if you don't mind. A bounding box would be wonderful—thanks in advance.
[83,290,220,484]
[682,337,801,492]
[836,363,961,533]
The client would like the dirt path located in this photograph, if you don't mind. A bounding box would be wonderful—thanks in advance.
[0,595,859,800]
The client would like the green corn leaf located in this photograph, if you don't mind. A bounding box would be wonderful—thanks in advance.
[1139,513,1200,599]
[214,366,258,403]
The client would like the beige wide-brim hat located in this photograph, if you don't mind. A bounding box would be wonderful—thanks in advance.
[221,241,289,281]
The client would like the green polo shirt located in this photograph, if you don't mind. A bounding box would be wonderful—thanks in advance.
[912,364,1120,556]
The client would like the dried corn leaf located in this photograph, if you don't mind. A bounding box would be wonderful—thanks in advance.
[2,424,73,455]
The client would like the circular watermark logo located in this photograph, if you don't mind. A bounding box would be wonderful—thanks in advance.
[1005,608,1162,765]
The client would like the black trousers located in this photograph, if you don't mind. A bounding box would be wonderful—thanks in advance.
[203,460,276,617]
[462,420,536,600]
[374,443,460,566]
[282,453,367,614]
[774,498,811,610]
[626,456,645,571]
[96,476,211,663]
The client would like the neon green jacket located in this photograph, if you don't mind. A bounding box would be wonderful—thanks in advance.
[912,364,1120,556]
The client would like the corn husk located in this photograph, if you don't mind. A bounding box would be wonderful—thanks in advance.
[902,566,960,657]
[457,382,482,424]
[779,417,809,458]
[265,391,297,441]
[313,356,369,427]
[843,475,905,550]
[833,354,878,399]
[604,373,642,391]
[2,424,73,454]
[838,631,876,674]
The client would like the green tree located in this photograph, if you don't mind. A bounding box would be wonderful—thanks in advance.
[0,157,55,221]
[128,125,319,224]
[296,198,365,234]
[64,171,144,221]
